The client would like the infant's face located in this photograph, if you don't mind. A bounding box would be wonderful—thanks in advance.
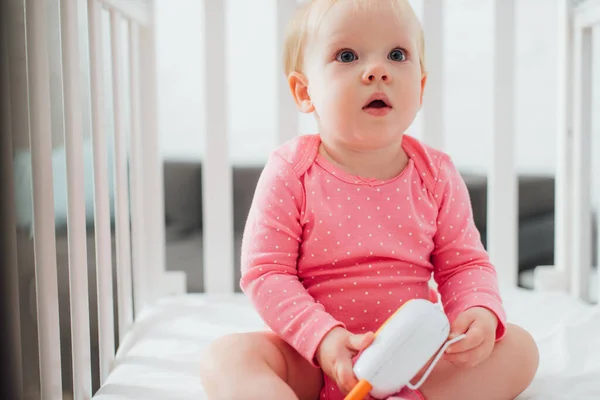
[303,0,425,151]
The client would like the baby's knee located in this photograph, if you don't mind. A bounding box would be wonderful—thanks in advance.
[200,334,234,375]
[510,324,539,373]
[199,333,260,397]
[199,333,249,377]
[504,324,539,392]
[199,331,282,375]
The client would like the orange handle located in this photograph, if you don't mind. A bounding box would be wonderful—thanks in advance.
[344,379,372,400]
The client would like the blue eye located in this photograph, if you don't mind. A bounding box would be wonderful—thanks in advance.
[337,50,357,63]
[389,49,406,62]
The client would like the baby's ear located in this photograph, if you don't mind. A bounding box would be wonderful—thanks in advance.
[288,72,314,113]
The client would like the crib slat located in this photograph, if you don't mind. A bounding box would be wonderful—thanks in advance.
[87,0,116,383]
[138,7,166,301]
[488,0,518,286]
[1,5,24,397]
[534,0,577,294]
[60,0,93,397]
[110,10,134,342]
[276,0,298,144]
[24,1,63,397]
[570,25,593,302]
[202,0,235,293]
[128,22,148,317]
[553,0,574,291]
[421,0,445,150]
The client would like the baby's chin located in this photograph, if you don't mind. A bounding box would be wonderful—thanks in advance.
[322,128,405,151]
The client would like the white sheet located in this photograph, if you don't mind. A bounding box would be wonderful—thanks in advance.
[92,287,600,399]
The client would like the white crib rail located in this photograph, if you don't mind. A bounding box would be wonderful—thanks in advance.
[570,0,599,302]
[534,0,599,304]
[25,0,63,397]
[87,0,116,385]
[61,0,93,397]
[134,0,171,304]
[13,0,164,397]
[488,0,519,286]
[109,7,134,345]
[570,12,594,302]
[421,0,445,151]
[1,1,24,397]
[202,0,235,293]
[276,1,300,145]
[547,0,575,294]
[128,20,149,319]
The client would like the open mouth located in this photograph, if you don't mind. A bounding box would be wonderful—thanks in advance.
[365,99,389,109]
[363,93,392,110]
[363,93,392,115]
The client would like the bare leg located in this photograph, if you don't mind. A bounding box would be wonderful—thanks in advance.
[417,324,539,400]
[199,331,323,400]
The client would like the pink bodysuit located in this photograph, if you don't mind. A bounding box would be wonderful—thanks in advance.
[240,134,507,400]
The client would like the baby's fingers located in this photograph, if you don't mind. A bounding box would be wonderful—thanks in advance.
[446,326,484,354]
[334,357,358,394]
[444,343,487,369]
[347,331,374,352]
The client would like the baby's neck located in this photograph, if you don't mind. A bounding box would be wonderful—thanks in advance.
[319,137,409,181]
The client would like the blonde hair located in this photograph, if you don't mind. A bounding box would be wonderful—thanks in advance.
[283,0,426,77]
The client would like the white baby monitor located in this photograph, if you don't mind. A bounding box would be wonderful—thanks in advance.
[345,299,465,400]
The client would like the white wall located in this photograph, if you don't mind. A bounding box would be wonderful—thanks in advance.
[594,28,600,212]
[153,0,599,202]
[155,0,553,166]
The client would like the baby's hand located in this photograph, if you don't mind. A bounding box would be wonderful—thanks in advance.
[316,327,374,394]
[443,307,498,369]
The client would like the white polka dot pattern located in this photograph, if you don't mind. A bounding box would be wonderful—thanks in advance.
[240,134,507,366]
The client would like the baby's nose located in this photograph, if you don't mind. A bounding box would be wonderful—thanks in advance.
[363,65,390,83]
[366,74,389,82]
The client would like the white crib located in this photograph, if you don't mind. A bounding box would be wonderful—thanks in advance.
[1,0,599,399]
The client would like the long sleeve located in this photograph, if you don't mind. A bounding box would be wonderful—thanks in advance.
[239,153,344,365]
[430,156,507,340]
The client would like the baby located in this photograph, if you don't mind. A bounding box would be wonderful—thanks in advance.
[199,0,539,399]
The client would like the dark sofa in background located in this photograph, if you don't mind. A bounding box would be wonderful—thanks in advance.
[163,161,591,293]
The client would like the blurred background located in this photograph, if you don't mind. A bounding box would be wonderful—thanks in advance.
[150,0,599,292]
[2,0,599,398]
[156,0,576,171]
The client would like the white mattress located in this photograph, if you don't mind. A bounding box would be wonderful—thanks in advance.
[92,287,600,400]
